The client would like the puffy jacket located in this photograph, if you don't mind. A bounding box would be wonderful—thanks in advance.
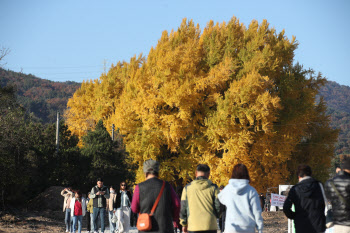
[283,177,325,233]
[180,176,220,231]
[324,171,350,226]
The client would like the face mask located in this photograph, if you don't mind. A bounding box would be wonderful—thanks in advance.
[110,190,115,194]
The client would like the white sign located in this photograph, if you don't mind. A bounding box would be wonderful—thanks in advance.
[279,185,293,195]
[271,193,286,207]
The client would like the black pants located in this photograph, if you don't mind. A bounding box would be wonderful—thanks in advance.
[86,211,91,231]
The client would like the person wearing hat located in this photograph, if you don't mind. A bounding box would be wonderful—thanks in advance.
[325,155,350,232]
[131,159,181,233]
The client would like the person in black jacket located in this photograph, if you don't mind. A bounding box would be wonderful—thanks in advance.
[324,155,350,232]
[113,181,133,233]
[283,165,325,233]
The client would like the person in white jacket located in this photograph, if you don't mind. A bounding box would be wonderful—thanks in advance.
[70,190,86,233]
[218,164,263,233]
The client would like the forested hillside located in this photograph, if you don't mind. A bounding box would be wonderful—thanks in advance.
[318,81,350,156]
[0,68,80,123]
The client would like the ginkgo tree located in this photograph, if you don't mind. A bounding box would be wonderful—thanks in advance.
[65,17,337,192]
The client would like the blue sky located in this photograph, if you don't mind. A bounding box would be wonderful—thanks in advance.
[1,0,349,86]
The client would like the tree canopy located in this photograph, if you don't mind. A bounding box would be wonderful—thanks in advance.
[65,17,338,192]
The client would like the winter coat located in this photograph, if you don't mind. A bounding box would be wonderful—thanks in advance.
[324,171,350,226]
[218,179,263,233]
[180,176,220,231]
[283,177,326,233]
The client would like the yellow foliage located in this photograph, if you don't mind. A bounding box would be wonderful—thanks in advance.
[65,16,337,192]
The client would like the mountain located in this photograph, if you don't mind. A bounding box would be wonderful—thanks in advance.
[0,68,81,123]
[318,81,350,155]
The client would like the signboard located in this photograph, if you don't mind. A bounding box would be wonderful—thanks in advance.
[271,193,286,207]
[279,185,293,196]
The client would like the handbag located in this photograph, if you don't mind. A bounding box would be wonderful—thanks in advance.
[137,181,165,231]
[111,211,118,224]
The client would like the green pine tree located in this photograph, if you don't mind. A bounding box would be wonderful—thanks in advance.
[81,120,134,187]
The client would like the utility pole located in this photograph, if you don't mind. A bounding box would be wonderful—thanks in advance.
[112,124,115,141]
[56,111,60,154]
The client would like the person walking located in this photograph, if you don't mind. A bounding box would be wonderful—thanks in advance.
[283,164,326,233]
[87,195,95,232]
[114,181,132,233]
[180,164,221,233]
[218,164,263,233]
[174,186,183,233]
[70,190,86,233]
[259,193,265,212]
[324,155,350,232]
[90,178,110,233]
[218,185,226,233]
[86,192,91,233]
[107,186,117,233]
[61,187,74,232]
[131,159,180,233]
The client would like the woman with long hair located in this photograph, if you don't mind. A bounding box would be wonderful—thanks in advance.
[114,181,132,233]
[70,190,86,233]
[218,164,263,233]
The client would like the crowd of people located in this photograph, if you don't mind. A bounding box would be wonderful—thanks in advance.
[60,156,350,233]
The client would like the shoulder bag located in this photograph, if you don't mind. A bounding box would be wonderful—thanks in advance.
[137,181,165,231]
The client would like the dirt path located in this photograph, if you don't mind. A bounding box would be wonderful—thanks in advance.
[0,210,288,233]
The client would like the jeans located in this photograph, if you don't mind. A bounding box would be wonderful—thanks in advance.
[65,208,72,232]
[90,213,94,232]
[93,207,105,232]
[108,210,116,232]
[72,215,82,233]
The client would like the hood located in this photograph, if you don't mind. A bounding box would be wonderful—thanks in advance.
[229,179,250,195]
[192,176,213,190]
[297,177,319,198]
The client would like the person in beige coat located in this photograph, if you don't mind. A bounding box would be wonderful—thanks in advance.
[61,187,73,232]
[107,186,117,233]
